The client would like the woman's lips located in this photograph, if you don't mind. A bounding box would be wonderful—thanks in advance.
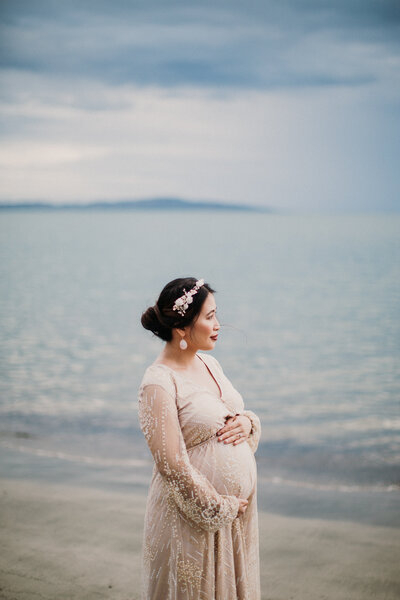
[210,335,218,341]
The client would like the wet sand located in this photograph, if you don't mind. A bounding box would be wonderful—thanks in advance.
[0,478,399,600]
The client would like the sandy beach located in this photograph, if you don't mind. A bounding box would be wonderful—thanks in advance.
[0,478,399,600]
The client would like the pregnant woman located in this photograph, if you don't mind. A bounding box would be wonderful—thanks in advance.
[138,277,261,599]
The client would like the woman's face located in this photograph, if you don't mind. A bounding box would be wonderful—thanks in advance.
[187,293,220,351]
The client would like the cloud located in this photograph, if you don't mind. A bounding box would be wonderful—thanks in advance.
[1,0,399,90]
[0,140,109,168]
[0,1,399,210]
[1,81,398,211]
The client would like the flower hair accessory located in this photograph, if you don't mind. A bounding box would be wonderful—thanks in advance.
[173,279,205,317]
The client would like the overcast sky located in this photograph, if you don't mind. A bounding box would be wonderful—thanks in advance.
[1,0,399,211]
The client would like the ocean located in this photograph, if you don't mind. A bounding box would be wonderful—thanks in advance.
[0,210,399,526]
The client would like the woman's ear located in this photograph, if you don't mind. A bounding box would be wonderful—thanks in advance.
[174,326,187,337]
[172,326,189,343]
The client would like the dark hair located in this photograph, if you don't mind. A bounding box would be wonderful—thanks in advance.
[141,277,216,342]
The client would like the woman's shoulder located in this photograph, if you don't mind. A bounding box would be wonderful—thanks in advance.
[138,363,177,397]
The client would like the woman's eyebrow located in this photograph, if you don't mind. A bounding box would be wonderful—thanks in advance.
[206,307,217,316]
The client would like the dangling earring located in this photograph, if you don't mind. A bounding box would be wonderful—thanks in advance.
[179,338,188,350]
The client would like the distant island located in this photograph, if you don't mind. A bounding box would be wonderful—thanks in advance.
[0,197,272,212]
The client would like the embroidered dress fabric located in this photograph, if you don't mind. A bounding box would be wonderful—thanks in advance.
[138,353,261,599]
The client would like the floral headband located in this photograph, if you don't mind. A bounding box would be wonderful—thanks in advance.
[172,279,205,317]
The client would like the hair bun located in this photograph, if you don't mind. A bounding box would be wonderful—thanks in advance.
[141,305,171,341]
[141,306,158,332]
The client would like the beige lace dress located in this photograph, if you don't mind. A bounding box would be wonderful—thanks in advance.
[138,352,261,599]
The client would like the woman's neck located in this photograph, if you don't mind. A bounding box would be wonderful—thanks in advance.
[158,342,199,371]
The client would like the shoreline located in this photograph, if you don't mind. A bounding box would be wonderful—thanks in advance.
[1,444,399,529]
[1,478,399,600]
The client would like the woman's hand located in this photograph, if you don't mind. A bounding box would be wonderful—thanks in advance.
[217,415,252,445]
[237,498,249,516]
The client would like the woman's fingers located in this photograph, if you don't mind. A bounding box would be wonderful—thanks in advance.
[217,424,247,444]
[217,417,239,437]
[217,415,252,444]
[217,416,234,435]
[225,431,247,445]
[232,435,248,446]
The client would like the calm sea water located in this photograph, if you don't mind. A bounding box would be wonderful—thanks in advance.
[0,211,399,525]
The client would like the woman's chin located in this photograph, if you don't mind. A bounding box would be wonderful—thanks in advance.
[197,340,216,351]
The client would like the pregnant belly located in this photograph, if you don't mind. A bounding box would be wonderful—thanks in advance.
[188,436,257,499]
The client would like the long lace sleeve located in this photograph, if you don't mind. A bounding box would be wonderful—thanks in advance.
[138,383,240,532]
[242,409,261,453]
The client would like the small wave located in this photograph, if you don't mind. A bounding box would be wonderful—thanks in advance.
[259,475,400,493]
[2,440,399,493]
[0,440,150,468]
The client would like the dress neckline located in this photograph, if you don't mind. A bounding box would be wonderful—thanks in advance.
[151,353,224,401]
